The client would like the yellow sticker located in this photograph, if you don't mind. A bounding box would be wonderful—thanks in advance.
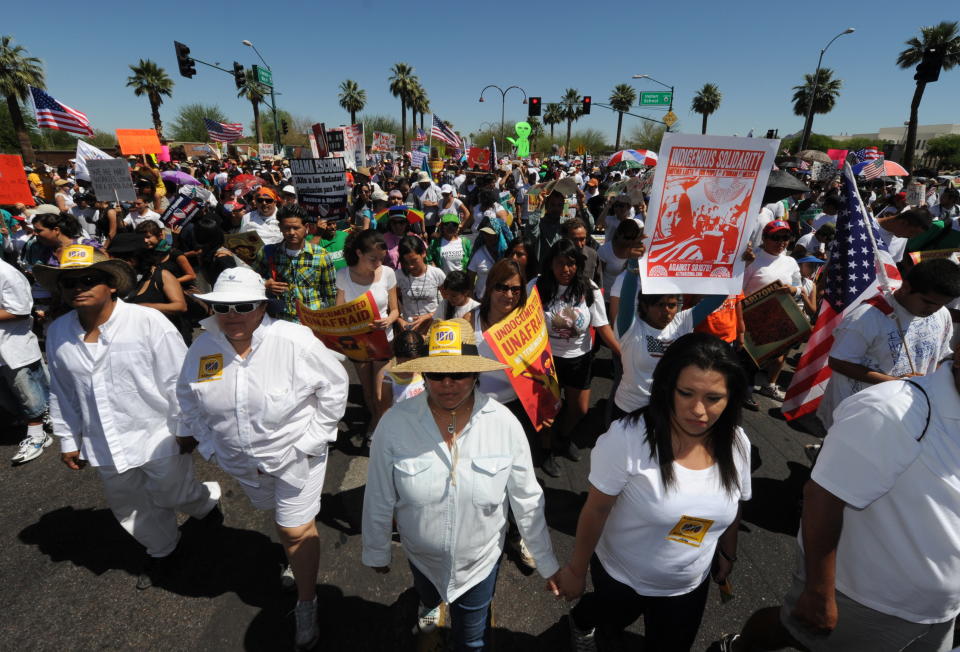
[197,354,224,382]
[429,321,462,356]
[60,244,95,268]
[666,515,715,547]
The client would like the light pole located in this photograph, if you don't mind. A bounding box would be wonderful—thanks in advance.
[479,85,527,153]
[242,39,281,152]
[798,27,855,152]
[632,74,675,132]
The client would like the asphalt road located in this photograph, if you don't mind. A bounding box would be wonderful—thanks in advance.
[1,346,830,651]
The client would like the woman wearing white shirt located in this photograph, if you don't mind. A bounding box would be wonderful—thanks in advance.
[362,319,560,650]
[396,235,445,334]
[467,226,501,300]
[554,333,751,651]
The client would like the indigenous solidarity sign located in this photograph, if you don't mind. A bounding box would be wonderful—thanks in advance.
[741,281,812,366]
[297,292,392,362]
[290,157,349,221]
[641,133,778,295]
[482,288,561,430]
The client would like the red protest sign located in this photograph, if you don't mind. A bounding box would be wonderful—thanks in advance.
[468,147,491,171]
[116,129,163,155]
[0,155,35,206]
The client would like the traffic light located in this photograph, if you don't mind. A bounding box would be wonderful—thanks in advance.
[527,97,541,117]
[174,41,195,78]
[915,47,945,83]
[581,96,591,115]
[233,62,245,89]
[281,120,289,135]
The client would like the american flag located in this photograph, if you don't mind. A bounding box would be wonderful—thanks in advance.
[431,114,462,148]
[861,157,886,180]
[782,162,901,421]
[29,86,93,136]
[204,118,243,143]
[852,146,880,163]
[416,127,426,140]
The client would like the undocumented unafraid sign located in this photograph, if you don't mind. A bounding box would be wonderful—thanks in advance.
[290,157,348,220]
[297,292,392,362]
[87,159,136,202]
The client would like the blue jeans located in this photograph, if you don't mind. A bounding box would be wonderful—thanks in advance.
[409,560,500,651]
[0,359,49,421]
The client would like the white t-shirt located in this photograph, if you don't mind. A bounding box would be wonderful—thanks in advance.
[615,308,695,411]
[794,232,825,258]
[591,417,751,597]
[605,214,644,238]
[817,294,953,429]
[597,241,629,297]
[383,370,425,405]
[433,297,480,321]
[750,206,775,249]
[123,209,162,228]
[475,312,517,403]
[878,226,907,263]
[437,237,466,274]
[467,247,496,300]
[742,249,801,296]
[542,282,608,358]
[336,265,397,341]
[397,265,445,320]
[811,212,838,230]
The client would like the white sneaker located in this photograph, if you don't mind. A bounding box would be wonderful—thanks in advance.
[281,563,296,592]
[293,597,319,650]
[759,383,785,401]
[412,602,441,634]
[569,619,597,652]
[11,434,52,464]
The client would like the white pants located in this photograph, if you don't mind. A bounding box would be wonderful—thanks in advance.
[97,454,220,558]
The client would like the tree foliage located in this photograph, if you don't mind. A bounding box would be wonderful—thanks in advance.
[791,68,842,117]
[169,103,231,142]
[691,83,722,135]
[926,134,960,169]
[360,114,401,146]
[624,121,668,152]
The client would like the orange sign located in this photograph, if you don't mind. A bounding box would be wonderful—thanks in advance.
[0,154,35,206]
[296,291,392,362]
[116,129,163,155]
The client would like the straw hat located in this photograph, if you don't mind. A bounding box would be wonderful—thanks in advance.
[33,244,136,296]
[393,319,508,374]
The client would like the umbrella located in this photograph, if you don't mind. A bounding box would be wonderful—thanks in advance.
[605,149,658,170]
[374,206,425,227]
[852,160,909,177]
[762,170,809,204]
[161,170,200,186]
[797,149,833,164]
[225,173,264,194]
[775,157,804,169]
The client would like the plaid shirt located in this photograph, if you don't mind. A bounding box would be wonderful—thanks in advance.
[256,241,336,322]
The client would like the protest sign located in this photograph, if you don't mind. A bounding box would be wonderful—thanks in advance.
[908,248,960,265]
[346,124,366,169]
[906,182,926,207]
[296,292,392,362]
[467,147,491,170]
[311,123,329,158]
[826,149,848,164]
[258,143,275,159]
[0,155,35,206]
[482,287,561,430]
[87,159,136,202]
[160,193,202,229]
[308,133,320,158]
[371,131,395,152]
[290,157,348,220]
[741,281,812,366]
[809,161,837,182]
[74,139,112,182]
[116,129,163,155]
[325,129,345,153]
[224,231,264,266]
[640,133,779,295]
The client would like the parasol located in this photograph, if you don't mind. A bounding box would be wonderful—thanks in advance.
[605,149,658,170]
[852,159,909,177]
[797,149,833,164]
[762,170,809,204]
[374,206,425,227]
[161,170,200,186]
[225,174,264,194]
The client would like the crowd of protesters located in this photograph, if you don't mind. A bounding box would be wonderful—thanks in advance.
[3,145,960,652]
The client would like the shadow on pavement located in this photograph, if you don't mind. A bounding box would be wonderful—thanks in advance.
[543,487,586,537]
[741,461,811,535]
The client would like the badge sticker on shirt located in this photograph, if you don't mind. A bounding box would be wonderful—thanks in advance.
[666,515,715,547]
[197,354,224,382]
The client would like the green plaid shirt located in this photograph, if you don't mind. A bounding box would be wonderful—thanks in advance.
[256,241,336,322]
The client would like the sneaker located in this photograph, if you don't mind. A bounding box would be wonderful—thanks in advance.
[569,619,597,652]
[541,453,561,478]
[758,383,785,401]
[281,563,296,592]
[412,602,441,635]
[136,552,178,590]
[804,443,822,464]
[715,633,741,652]
[742,397,760,412]
[510,538,537,570]
[560,439,581,462]
[294,598,319,650]
[11,434,52,464]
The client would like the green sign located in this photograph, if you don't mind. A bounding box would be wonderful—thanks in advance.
[254,65,273,88]
[640,91,672,106]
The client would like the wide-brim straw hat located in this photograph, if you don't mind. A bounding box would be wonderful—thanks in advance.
[393,319,508,374]
[33,244,136,296]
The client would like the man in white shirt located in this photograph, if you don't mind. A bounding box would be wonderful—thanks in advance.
[930,187,959,220]
[0,259,51,464]
[407,171,443,230]
[240,188,283,245]
[37,244,221,589]
[793,222,835,259]
[810,196,843,230]
[123,197,162,229]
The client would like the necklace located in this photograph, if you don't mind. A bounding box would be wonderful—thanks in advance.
[428,391,474,436]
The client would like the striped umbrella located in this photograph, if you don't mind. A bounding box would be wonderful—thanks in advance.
[605,149,658,170]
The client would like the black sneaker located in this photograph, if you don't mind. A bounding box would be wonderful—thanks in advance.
[560,439,581,462]
[742,397,760,412]
[541,453,561,478]
[136,553,178,590]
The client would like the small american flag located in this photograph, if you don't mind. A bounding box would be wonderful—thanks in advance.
[861,157,886,180]
[416,127,426,140]
[853,146,880,163]
[29,86,93,136]
[782,162,901,421]
[204,118,243,143]
[431,114,462,149]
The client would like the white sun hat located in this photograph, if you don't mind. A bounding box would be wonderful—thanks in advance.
[194,268,267,303]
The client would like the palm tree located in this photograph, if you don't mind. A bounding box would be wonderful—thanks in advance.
[608,84,637,149]
[691,83,722,135]
[126,59,174,141]
[559,88,583,154]
[238,69,265,144]
[897,21,960,171]
[543,103,563,140]
[527,116,544,152]
[0,36,44,165]
[388,62,417,143]
[338,79,367,126]
[412,87,430,133]
[790,68,842,138]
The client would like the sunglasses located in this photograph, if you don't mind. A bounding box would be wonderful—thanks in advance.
[424,371,473,381]
[493,283,523,295]
[256,197,275,204]
[766,234,791,242]
[59,273,109,290]
[210,302,260,314]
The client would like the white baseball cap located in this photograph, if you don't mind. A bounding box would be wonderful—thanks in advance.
[281,185,297,195]
[441,184,454,194]
[194,268,267,304]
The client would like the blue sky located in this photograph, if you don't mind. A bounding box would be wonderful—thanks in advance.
[6,0,960,144]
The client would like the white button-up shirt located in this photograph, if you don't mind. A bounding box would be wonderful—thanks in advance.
[239,210,282,245]
[177,315,348,488]
[47,300,186,471]
[0,259,41,369]
[362,391,559,602]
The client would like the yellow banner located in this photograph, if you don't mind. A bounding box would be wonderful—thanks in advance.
[297,291,392,361]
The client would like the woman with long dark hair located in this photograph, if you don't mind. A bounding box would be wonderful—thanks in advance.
[191,215,239,294]
[553,332,752,652]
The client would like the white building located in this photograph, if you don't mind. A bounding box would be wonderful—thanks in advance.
[833,124,960,166]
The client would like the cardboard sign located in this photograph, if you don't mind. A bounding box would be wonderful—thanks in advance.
[371,131,396,152]
[468,147,491,171]
[741,281,812,366]
[0,154,36,205]
[482,287,562,430]
[87,159,136,202]
[641,133,779,295]
[290,157,348,219]
[224,231,264,266]
[259,143,275,159]
[297,292,392,361]
[116,129,163,155]
[906,182,926,207]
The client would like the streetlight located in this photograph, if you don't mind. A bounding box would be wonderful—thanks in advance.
[479,85,527,153]
[242,39,281,151]
[632,73,675,131]
[798,27,855,152]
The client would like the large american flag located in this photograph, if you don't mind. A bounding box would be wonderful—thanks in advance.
[782,162,901,421]
[861,157,886,180]
[431,114,462,148]
[204,118,243,143]
[852,146,880,163]
[29,86,93,136]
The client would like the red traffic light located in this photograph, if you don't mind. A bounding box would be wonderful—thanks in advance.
[528,96,541,117]
[582,96,591,114]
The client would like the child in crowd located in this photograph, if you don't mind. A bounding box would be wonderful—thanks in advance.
[797,255,824,320]
[433,270,480,321]
[377,330,427,406]
[427,214,472,274]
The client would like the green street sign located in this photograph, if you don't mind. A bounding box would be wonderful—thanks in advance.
[253,65,273,88]
[640,91,672,106]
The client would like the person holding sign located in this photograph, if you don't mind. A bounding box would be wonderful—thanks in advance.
[240,188,283,246]
[396,236,445,334]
